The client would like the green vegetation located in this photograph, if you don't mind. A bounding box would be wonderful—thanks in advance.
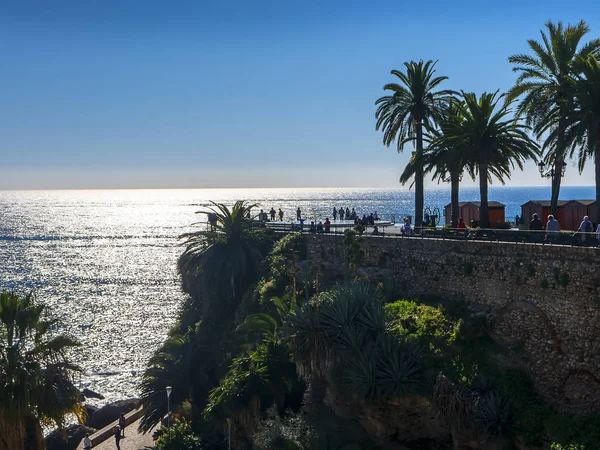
[155,419,203,450]
[0,291,82,450]
[139,200,600,448]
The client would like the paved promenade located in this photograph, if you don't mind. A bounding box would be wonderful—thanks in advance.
[77,417,156,450]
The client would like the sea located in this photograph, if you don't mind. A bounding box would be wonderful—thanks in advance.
[0,186,594,405]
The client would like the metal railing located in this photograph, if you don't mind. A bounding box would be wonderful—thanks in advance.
[266,223,600,247]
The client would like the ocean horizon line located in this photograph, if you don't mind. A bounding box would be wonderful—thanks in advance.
[0,184,595,193]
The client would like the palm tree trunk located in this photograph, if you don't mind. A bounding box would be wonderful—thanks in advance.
[550,122,566,216]
[304,376,328,412]
[595,140,600,226]
[415,122,424,231]
[450,171,459,228]
[550,161,563,217]
[479,162,490,228]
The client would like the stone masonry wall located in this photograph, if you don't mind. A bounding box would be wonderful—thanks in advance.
[305,234,600,414]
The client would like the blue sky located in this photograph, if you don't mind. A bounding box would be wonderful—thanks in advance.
[0,0,597,189]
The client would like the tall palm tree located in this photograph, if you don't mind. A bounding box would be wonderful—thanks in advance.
[375,60,455,229]
[507,20,600,215]
[0,291,81,450]
[439,92,539,228]
[140,202,273,432]
[179,201,271,320]
[400,102,475,228]
[563,55,600,224]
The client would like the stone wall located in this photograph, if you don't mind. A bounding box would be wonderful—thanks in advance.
[305,234,600,414]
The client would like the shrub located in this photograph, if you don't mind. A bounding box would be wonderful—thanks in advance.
[252,407,318,450]
[155,419,203,450]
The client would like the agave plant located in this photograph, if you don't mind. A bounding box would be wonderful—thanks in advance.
[474,391,515,441]
[283,282,424,407]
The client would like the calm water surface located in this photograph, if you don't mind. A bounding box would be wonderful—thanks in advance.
[0,186,594,404]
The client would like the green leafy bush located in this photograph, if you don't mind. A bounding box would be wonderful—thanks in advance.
[204,340,298,419]
[252,407,318,450]
[155,419,203,450]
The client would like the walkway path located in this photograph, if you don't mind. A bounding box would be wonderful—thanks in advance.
[77,417,157,450]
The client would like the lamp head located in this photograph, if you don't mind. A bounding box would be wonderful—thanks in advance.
[166,386,172,397]
[538,160,545,175]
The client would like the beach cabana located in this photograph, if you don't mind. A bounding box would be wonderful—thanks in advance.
[520,200,595,230]
[520,200,568,230]
[562,200,596,230]
[444,201,505,227]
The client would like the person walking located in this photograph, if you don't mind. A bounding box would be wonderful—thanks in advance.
[119,412,126,437]
[270,207,276,221]
[278,208,284,221]
[332,207,337,220]
[83,433,92,450]
[296,207,301,220]
[113,426,121,450]
[545,214,560,242]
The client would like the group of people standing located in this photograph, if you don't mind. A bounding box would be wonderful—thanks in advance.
[331,207,379,221]
[528,213,599,243]
[251,206,381,224]
[258,207,284,222]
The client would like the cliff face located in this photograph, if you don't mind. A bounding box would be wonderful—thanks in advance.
[306,234,600,415]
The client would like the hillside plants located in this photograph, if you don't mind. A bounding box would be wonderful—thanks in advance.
[0,291,81,450]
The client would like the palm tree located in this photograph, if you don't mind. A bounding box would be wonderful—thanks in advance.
[400,102,475,228]
[563,55,600,224]
[375,60,455,228]
[138,329,195,432]
[179,201,271,320]
[439,92,539,228]
[507,20,600,215]
[0,291,81,450]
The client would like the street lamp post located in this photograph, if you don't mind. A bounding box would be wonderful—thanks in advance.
[227,418,232,450]
[538,160,567,179]
[166,386,172,428]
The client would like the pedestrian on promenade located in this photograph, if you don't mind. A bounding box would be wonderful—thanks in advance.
[545,215,560,242]
[296,207,301,220]
[529,213,543,241]
[324,218,331,233]
[401,218,411,235]
[333,207,337,220]
[579,215,593,243]
[278,208,284,221]
[270,207,276,221]
[119,412,126,437]
[113,426,121,450]
[83,433,92,450]
[339,208,345,220]
[457,217,467,235]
